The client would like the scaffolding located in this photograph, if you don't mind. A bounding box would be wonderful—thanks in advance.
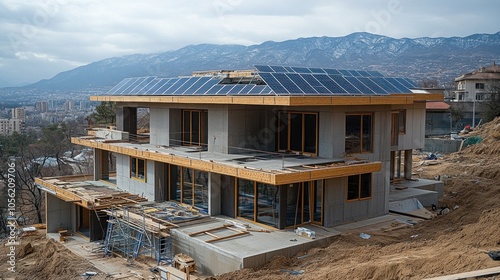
[103,206,175,264]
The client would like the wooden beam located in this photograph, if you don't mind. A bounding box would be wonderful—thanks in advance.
[423,266,500,280]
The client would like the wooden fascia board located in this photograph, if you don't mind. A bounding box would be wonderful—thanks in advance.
[35,178,90,208]
[393,93,444,101]
[273,162,382,185]
[72,137,382,185]
[90,95,416,106]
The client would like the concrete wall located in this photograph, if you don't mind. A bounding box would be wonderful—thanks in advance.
[115,154,155,200]
[169,108,182,146]
[208,105,229,153]
[424,138,463,154]
[171,229,244,276]
[322,170,386,227]
[46,194,74,233]
[150,107,169,146]
[394,103,427,150]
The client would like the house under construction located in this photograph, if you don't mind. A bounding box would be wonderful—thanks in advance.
[36,65,444,275]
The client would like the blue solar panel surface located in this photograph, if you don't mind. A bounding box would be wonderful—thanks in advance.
[107,65,417,96]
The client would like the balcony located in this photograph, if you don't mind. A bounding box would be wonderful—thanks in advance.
[72,132,382,185]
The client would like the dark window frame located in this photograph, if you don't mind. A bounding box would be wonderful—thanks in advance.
[181,109,208,147]
[347,173,372,201]
[278,111,319,155]
[130,157,146,181]
[345,113,373,154]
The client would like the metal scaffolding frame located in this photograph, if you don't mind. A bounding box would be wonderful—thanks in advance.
[103,206,174,264]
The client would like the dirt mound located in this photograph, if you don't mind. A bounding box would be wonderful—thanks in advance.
[460,116,500,156]
[0,237,101,280]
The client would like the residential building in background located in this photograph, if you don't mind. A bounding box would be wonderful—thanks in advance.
[451,63,500,127]
[35,101,49,113]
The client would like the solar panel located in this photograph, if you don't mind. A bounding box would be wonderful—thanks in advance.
[183,77,211,94]
[308,67,326,74]
[114,78,139,94]
[270,65,288,73]
[343,76,375,94]
[255,65,274,72]
[259,86,273,95]
[323,68,342,75]
[366,70,384,77]
[228,84,246,94]
[286,73,317,93]
[385,77,411,93]
[193,78,219,94]
[291,66,312,73]
[131,76,156,94]
[337,69,352,76]
[237,84,256,95]
[108,78,132,94]
[216,85,235,95]
[163,77,189,94]
[370,77,400,93]
[272,73,302,94]
[206,85,223,94]
[300,74,330,93]
[122,77,148,93]
[313,74,347,94]
[173,77,198,94]
[259,73,288,93]
[401,78,417,88]
[329,75,360,94]
[355,70,371,77]
[347,70,362,77]
[356,77,387,94]
[137,78,160,94]
[155,79,177,94]
[249,85,267,94]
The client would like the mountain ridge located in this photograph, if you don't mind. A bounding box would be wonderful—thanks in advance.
[17,31,500,90]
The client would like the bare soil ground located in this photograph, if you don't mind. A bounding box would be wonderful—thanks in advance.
[1,118,500,280]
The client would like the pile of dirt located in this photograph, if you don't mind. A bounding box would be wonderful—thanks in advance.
[0,236,105,280]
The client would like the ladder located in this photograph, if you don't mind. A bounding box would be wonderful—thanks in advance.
[132,231,143,259]
[103,219,115,256]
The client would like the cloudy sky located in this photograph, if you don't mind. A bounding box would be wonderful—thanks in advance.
[1,0,499,86]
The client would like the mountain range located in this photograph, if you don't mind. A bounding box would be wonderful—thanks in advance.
[22,32,500,90]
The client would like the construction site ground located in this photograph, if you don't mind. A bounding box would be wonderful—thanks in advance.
[1,117,500,279]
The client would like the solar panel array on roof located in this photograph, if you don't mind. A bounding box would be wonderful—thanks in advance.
[107,65,417,96]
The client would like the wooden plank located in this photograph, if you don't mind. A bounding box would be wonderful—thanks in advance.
[188,225,229,236]
[423,266,500,280]
[206,231,249,243]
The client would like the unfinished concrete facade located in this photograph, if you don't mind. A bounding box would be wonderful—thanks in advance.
[37,65,443,275]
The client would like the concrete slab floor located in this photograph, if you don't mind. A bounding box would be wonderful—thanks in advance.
[46,233,156,279]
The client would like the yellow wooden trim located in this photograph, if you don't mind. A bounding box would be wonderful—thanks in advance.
[90,94,427,106]
[72,137,382,185]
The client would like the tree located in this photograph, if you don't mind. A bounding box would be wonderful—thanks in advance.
[89,101,116,125]
[481,81,500,123]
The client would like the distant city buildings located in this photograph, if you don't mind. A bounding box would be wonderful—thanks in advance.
[0,107,26,135]
[35,101,49,113]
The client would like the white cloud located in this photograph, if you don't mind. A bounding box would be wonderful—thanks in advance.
[0,0,499,85]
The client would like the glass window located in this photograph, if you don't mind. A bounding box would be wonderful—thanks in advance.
[170,166,208,212]
[278,111,318,155]
[130,157,146,181]
[347,173,372,201]
[346,114,373,154]
[475,83,485,89]
[238,179,255,221]
[182,110,207,146]
[256,183,279,228]
[398,110,406,134]
[313,180,323,223]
